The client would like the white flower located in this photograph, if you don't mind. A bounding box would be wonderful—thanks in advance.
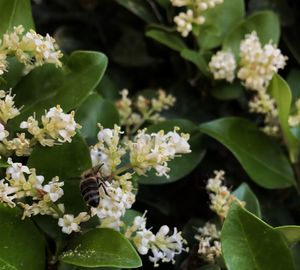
[0,89,21,123]
[208,50,236,82]
[238,31,287,92]
[6,158,30,181]
[58,212,90,234]
[174,10,202,37]
[4,133,32,156]
[0,123,9,141]
[43,177,64,202]
[0,53,8,75]
[0,179,18,207]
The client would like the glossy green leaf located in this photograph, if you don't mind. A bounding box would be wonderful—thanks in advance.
[196,0,244,49]
[287,69,300,102]
[0,0,34,36]
[223,11,280,59]
[276,226,300,246]
[200,117,296,189]
[269,74,300,163]
[0,204,45,270]
[76,93,120,144]
[58,261,119,270]
[115,0,157,23]
[27,134,91,214]
[233,183,261,217]
[146,29,187,52]
[139,119,205,184]
[10,51,108,130]
[96,75,120,101]
[59,228,142,268]
[211,82,243,100]
[221,203,296,270]
[180,49,210,77]
[1,57,25,89]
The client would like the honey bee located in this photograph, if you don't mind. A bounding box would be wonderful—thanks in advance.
[80,164,111,207]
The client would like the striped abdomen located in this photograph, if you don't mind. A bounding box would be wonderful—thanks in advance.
[80,177,99,207]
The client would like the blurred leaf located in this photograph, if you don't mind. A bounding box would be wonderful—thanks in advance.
[76,93,120,145]
[287,69,300,102]
[155,0,170,8]
[139,119,206,184]
[223,11,280,59]
[0,0,34,36]
[121,209,142,226]
[115,0,157,23]
[211,82,244,100]
[96,75,120,101]
[1,57,24,89]
[9,51,107,130]
[0,204,45,270]
[146,29,187,52]
[200,117,296,189]
[196,0,245,49]
[180,49,210,77]
[27,134,91,214]
[59,228,142,268]
[221,203,296,270]
[269,74,300,163]
[233,182,262,217]
[58,262,119,270]
[276,226,300,246]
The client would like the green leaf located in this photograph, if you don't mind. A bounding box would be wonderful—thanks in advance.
[27,134,92,214]
[287,69,300,102]
[0,0,34,36]
[1,57,25,89]
[223,11,280,59]
[139,119,206,184]
[269,74,300,163]
[76,93,120,145]
[276,226,300,246]
[59,228,142,268]
[146,29,187,52]
[200,117,296,189]
[115,0,157,23]
[211,82,244,100]
[180,49,210,77]
[221,203,296,270]
[9,51,108,130]
[0,204,45,270]
[197,0,245,49]
[233,183,261,217]
[96,75,120,101]
[121,209,143,227]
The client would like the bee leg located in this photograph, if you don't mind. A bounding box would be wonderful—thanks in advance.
[98,182,110,197]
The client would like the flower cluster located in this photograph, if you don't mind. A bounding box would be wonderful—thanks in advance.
[195,222,221,263]
[0,25,62,74]
[171,0,224,37]
[20,105,80,147]
[116,89,175,135]
[125,213,188,267]
[208,50,236,82]
[58,212,90,234]
[91,173,135,230]
[206,170,244,219]
[127,127,191,177]
[209,32,287,136]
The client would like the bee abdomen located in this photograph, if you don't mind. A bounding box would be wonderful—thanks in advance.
[80,178,100,207]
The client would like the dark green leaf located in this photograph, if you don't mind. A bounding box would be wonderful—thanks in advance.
[180,49,210,77]
[1,57,24,89]
[200,117,296,189]
[0,204,45,270]
[96,75,120,101]
[276,226,300,246]
[115,0,157,23]
[59,228,142,268]
[121,209,143,226]
[139,119,206,184]
[287,69,300,102]
[146,29,187,52]
[211,82,244,100]
[197,0,244,49]
[269,74,300,163]
[223,11,280,59]
[233,183,262,217]
[76,93,120,145]
[27,134,91,214]
[0,0,34,36]
[221,203,296,270]
[10,51,108,130]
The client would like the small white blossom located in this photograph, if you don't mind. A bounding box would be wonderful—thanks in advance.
[42,177,64,202]
[0,179,18,207]
[208,50,236,82]
[195,222,222,263]
[238,31,287,92]
[4,133,32,156]
[20,105,80,146]
[58,212,90,234]
[6,158,30,181]
[0,89,21,123]
[0,123,9,141]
